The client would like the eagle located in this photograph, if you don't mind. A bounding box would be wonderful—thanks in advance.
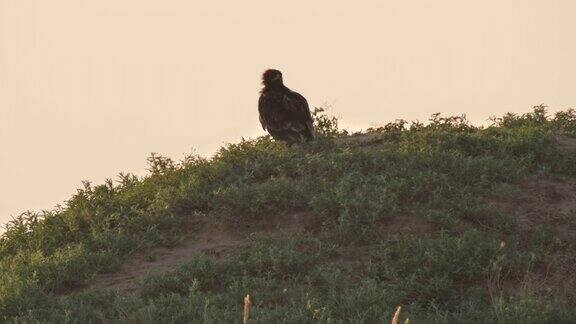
[258,69,315,144]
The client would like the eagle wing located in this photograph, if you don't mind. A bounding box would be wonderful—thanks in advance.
[258,94,268,130]
[283,91,315,139]
[258,89,315,142]
[259,93,282,131]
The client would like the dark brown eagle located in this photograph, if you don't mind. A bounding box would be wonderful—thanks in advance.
[258,69,315,144]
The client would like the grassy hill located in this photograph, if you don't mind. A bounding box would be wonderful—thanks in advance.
[2,106,576,323]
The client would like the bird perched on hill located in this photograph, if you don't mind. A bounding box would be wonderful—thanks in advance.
[258,69,315,144]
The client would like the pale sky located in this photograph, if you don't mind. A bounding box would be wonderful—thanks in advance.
[1,0,575,227]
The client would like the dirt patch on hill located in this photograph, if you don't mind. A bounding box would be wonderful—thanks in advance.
[377,215,435,238]
[490,177,576,303]
[80,212,317,294]
[88,221,244,293]
[491,178,576,240]
[557,135,576,152]
[327,215,435,275]
[78,211,435,294]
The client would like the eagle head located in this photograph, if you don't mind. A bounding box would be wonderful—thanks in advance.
[262,69,283,87]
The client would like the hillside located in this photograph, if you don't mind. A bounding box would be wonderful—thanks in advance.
[2,106,576,323]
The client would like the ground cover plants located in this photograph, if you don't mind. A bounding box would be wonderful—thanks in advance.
[1,105,576,323]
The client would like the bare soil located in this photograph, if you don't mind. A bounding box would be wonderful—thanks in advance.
[83,212,316,294]
[90,221,244,293]
[492,178,576,240]
[81,211,437,294]
[490,177,576,303]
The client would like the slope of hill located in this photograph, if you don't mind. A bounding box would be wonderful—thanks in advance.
[1,106,576,323]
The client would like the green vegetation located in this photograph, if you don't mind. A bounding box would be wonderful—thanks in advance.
[2,105,576,323]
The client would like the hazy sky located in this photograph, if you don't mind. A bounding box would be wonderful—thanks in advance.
[1,0,575,227]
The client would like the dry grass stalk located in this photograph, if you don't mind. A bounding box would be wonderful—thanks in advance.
[243,294,252,324]
[392,306,401,324]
